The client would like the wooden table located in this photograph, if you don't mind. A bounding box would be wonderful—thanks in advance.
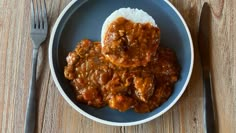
[0,0,235,132]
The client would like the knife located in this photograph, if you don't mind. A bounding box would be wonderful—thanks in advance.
[198,3,218,133]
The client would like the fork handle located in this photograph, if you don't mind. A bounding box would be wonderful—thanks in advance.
[24,48,39,133]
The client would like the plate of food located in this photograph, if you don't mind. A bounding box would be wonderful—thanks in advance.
[49,0,193,126]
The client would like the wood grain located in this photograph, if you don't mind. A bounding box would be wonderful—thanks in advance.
[0,0,235,133]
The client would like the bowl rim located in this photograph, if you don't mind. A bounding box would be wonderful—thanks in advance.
[48,0,194,126]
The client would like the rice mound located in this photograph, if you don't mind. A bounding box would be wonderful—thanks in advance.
[101,8,158,47]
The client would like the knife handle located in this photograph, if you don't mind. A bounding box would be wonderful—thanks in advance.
[203,70,217,133]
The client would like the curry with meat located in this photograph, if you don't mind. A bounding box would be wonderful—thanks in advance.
[64,39,180,113]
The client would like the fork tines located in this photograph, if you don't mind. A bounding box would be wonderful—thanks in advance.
[31,0,47,30]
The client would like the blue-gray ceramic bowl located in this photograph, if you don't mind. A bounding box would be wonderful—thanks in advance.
[49,0,194,126]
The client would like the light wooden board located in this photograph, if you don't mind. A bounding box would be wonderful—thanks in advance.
[0,0,235,132]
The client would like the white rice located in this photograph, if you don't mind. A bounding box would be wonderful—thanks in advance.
[101,8,158,47]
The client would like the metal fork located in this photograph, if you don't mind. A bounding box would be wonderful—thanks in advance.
[24,0,48,132]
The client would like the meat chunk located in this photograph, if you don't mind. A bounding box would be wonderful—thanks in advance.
[102,17,160,67]
[76,86,104,108]
[133,73,155,102]
[108,95,134,112]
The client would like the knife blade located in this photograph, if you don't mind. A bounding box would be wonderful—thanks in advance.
[198,3,218,133]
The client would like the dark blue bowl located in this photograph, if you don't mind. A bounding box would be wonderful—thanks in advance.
[49,0,194,126]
